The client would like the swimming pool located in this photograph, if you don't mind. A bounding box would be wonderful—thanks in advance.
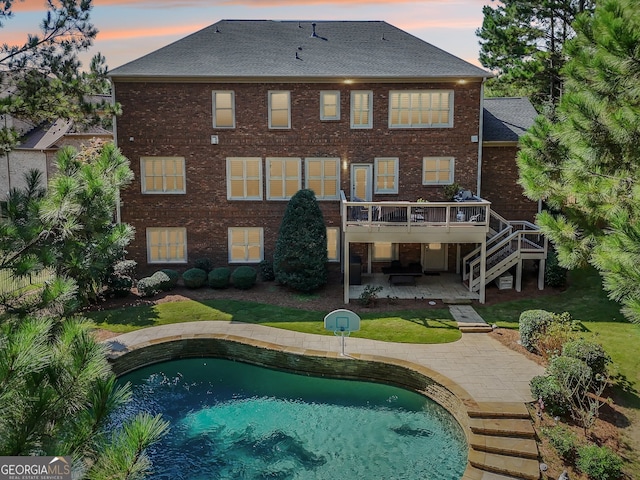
[116,357,468,480]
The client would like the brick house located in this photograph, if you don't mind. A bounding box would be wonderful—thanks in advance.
[109,20,545,303]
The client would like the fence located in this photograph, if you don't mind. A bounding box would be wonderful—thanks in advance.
[0,269,54,294]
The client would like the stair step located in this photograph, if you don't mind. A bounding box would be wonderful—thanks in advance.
[470,433,539,459]
[468,450,541,480]
[469,418,535,438]
[468,403,531,419]
[474,472,532,480]
[459,326,493,333]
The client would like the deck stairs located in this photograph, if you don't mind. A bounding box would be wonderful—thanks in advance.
[463,211,546,293]
[466,402,541,480]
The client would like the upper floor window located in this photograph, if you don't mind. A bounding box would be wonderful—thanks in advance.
[320,91,340,121]
[267,157,301,200]
[375,157,399,194]
[227,157,262,200]
[305,157,340,200]
[423,157,454,185]
[389,91,453,128]
[350,91,372,129]
[212,91,235,128]
[228,227,263,263]
[269,91,291,129]
[141,156,185,194]
[147,227,187,264]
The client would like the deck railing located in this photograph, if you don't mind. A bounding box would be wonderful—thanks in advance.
[340,191,491,232]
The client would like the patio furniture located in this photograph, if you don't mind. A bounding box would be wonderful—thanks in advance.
[388,274,419,286]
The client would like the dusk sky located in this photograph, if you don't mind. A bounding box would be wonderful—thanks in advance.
[4,0,490,71]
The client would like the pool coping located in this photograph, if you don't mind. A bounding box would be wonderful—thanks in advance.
[106,326,539,480]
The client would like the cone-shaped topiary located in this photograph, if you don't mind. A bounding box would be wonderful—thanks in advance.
[273,189,328,292]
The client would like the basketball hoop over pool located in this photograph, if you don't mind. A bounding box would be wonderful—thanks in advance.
[324,309,361,356]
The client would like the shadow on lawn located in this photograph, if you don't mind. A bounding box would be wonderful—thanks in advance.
[93,305,161,328]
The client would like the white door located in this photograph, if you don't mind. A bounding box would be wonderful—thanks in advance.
[351,164,372,201]
[422,243,447,272]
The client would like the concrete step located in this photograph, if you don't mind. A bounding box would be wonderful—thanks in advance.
[468,450,541,480]
[459,324,493,333]
[468,402,531,419]
[470,433,539,459]
[474,469,537,480]
[469,417,536,438]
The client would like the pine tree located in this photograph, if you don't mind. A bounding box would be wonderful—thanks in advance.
[273,189,328,292]
[518,0,640,323]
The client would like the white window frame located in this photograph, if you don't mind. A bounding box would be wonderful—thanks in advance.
[326,227,340,262]
[266,157,301,200]
[212,91,235,128]
[304,157,340,201]
[389,90,454,128]
[140,156,186,194]
[422,157,455,185]
[268,91,291,129]
[146,227,187,264]
[350,90,373,129]
[226,157,263,200]
[320,90,340,121]
[374,157,399,194]
[373,242,398,262]
[228,227,264,263]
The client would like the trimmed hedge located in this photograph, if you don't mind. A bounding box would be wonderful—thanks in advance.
[208,267,231,289]
[150,271,172,291]
[160,269,180,290]
[259,259,275,281]
[519,309,555,352]
[194,258,214,273]
[182,268,207,289]
[232,266,257,290]
[545,247,567,288]
[137,276,161,297]
[530,375,570,416]
[108,275,133,298]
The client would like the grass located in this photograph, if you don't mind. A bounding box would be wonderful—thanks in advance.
[88,299,461,344]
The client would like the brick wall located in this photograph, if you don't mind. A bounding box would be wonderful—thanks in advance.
[115,80,482,271]
[481,144,538,222]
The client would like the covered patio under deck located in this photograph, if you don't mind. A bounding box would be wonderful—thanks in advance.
[349,272,479,303]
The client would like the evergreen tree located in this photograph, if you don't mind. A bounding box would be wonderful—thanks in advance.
[0,0,118,153]
[477,0,594,108]
[518,0,640,323]
[273,189,328,292]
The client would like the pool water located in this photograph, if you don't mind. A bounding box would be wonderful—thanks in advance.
[116,358,468,480]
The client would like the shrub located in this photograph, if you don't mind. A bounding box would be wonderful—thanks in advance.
[535,318,577,360]
[108,275,133,298]
[160,269,180,289]
[519,309,555,352]
[530,375,570,416]
[576,445,623,480]
[208,267,231,289]
[545,247,568,288]
[259,259,275,281]
[194,258,214,273]
[563,339,610,379]
[182,268,207,289]
[273,189,328,292]
[231,266,257,290]
[151,271,172,291]
[137,276,161,297]
[548,355,593,397]
[359,285,383,307]
[542,425,578,461]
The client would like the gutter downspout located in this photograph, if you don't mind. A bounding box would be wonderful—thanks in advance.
[476,77,486,197]
[111,80,121,225]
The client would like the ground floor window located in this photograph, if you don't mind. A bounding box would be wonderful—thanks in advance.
[327,227,340,262]
[146,227,187,263]
[228,227,263,263]
[372,242,398,262]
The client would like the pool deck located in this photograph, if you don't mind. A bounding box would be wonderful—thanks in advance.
[106,311,545,480]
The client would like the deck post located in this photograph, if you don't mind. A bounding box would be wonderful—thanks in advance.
[479,239,487,303]
[344,240,350,304]
[538,257,545,290]
[516,260,522,292]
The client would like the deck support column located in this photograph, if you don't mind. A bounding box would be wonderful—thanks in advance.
[538,258,545,290]
[343,239,350,304]
[516,260,523,292]
[456,244,461,274]
[479,239,487,303]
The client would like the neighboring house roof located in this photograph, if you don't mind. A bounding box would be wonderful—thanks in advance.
[17,119,112,150]
[483,97,538,142]
[109,20,490,80]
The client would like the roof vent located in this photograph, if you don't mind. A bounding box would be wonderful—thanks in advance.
[298,21,302,28]
[310,22,318,38]
[295,51,302,60]
[215,26,221,33]
[382,33,387,41]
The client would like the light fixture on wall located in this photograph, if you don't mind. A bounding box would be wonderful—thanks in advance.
[129,136,134,142]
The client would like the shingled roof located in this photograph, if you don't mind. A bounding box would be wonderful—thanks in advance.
[109,20,490,80]
[483,97,538,142]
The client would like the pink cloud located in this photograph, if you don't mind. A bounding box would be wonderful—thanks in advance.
[96,23,208,41]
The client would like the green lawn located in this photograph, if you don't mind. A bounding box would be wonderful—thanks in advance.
[88,299,461,344]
